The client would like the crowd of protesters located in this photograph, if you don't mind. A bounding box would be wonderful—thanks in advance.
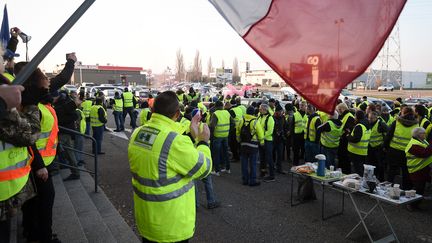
[173,87,431,212]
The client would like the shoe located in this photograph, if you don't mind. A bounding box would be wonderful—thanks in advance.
[207,201,221,209]
[249,182,261,187]
[63,174,80,181]
[220,169,226,172]
[263,176,275,182]
[114,129,120,132]
[221,169,231,174]
[98,152,105,155]
[211,171,220,176]
[77,160,85,166]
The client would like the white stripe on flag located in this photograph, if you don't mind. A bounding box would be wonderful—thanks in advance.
[208,0,272,36]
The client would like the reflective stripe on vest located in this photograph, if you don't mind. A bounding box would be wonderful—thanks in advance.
[304,115,320,142]
[320,120,342,148]
[36,103,59,166]
[114,98,123,112]
[81,100,93,118]
[231,106,243,126]
[139,108,151,126]
[77,109,86,134]
[0,144,33,201]
[123,92,134,108]
[131,131,210,201]
[214,110,231,138]
[293,111,304,134]
[369,120,384,148]
[348,124,371,156]
[405,138,432,173]
[390,121,418,151]
[341,112,355,129]
[90,105,106,127]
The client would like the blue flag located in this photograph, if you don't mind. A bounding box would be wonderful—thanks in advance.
[0,4,9,49]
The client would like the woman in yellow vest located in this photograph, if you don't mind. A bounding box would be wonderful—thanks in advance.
[347,110,371,175]
[90,97,107,154]
[405,127,432,210]
[384,106,419,189]
[15,53,77,243]
[367,111,388,181]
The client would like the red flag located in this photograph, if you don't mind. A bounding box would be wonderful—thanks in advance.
[210,0,406,113]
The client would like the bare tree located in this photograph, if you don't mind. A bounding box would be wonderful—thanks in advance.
[207,57,213,77]
[175,48,186,81]
[233,57,240,83]
[192,50,202,81]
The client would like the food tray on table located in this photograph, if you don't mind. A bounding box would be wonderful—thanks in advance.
[290,164,344,184]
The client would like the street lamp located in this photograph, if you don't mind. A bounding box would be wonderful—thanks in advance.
[335,18,344,80]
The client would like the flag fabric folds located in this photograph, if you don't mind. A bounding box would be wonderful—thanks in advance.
[0,4,9,50]
[209,0,407,113]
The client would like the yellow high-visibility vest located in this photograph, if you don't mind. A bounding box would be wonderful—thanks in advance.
[128,113,212,242]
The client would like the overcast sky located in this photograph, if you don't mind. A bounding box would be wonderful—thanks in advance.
[3,0,432,74]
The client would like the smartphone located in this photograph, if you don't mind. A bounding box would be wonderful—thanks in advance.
[192,108,200,118]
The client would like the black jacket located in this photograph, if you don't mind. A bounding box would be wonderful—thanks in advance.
[347,118,370,143]
[53,94,78,132]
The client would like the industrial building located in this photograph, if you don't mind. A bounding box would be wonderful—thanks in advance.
[241,69,432,89]
[47,64,149,86]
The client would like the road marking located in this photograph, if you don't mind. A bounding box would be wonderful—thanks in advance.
[109,131,129,140]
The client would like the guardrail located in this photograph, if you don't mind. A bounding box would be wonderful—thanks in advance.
[57,126,99,192]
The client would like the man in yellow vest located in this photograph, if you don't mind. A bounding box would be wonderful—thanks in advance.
[318,111,343,168]
[209,101,234,176]
[258,104,275,181]
[237,106,264,186]
[336,103,356,174]
[90,97,107,154]
[228,99,243,161]
[139,101,152,126]
[405,127,432,210]
[122,87,137,129]
[81,92,93,135]
[384,106,419,190]
[367,111,388,181]
[128,91,212,242]
[292,102,307,165]
[112,91,125,132]
[347,110,371,175]
[71,91,87,166]
[304,104,322,162]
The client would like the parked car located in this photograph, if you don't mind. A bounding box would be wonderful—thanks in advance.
[88,85,116,98]
[404,98,429,106]
[63,85,77,94]
[377,84,394,91]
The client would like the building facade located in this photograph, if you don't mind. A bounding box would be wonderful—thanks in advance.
[48,64,149,86]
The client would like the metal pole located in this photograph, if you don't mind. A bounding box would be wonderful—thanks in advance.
[12,0,96,85]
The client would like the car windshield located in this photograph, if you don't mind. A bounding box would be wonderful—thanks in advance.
[139,92,149,98]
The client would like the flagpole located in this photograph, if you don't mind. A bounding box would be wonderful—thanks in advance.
[12,0,96,85]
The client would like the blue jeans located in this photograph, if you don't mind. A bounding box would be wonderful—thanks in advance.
[195,175,216,206]
[241,152,258,185]
[113,111,124,130]
[259,141,274,177]
[74,134,84,162]
[304,141,320,162]
[211,137,229,172]
[85,120,91,135]
[322,146,337,168]
[273,140,284,171]
[92,126,104,153]
[123,107,136,129]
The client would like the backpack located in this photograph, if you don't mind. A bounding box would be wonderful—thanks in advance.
[240,118,256,142]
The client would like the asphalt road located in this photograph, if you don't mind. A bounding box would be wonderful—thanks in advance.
[80,110,432,243]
